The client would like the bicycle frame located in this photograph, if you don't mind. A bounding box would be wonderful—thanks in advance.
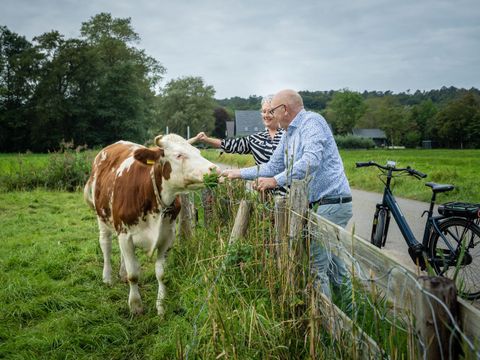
[379,178,471,268]
[380,187,421,248]
[359,160,480,298]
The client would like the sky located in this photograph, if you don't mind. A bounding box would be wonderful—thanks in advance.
[1,0,480,99]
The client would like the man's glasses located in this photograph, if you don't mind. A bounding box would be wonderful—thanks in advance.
[269,104,285,116]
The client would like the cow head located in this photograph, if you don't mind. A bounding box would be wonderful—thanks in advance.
[133,134,219,203]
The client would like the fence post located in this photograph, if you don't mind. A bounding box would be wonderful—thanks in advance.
[201,188,215,227]
[289,180,308,256]
[415,276,459,360]
[229,200,252,245]
[274,196,288,268]
[179,194,195,239]
[287,179,309,289]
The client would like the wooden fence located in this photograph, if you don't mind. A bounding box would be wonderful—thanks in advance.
[179,186,480,359]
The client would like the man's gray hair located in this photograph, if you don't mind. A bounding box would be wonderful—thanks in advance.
[261,94,274,105]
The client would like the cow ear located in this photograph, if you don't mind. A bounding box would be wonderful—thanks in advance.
[133,148,164,165]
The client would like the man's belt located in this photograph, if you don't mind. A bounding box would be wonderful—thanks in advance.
[309,196,352,209]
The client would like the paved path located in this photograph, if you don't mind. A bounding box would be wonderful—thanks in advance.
[216,163,479,306]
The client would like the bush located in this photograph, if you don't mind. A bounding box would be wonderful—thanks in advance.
[0,144,94,192]
[334,135,375,149]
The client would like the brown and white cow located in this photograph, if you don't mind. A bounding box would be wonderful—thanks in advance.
[84,134,219,315]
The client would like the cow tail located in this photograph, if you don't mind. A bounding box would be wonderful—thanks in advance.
[84,179,95,210]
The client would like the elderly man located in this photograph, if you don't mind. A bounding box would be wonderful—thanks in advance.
[223,89,353,303]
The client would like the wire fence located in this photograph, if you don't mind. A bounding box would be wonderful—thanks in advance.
[180,182,480,359]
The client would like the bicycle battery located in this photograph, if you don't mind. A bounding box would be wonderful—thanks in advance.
[438,202,480,219]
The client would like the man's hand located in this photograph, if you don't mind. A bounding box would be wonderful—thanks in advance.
[221,169,241,180]
[253,177,277,192]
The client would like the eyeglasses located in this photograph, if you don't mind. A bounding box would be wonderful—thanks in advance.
[269,104,285,116]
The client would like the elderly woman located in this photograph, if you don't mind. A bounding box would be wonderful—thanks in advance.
[191,95,285,166]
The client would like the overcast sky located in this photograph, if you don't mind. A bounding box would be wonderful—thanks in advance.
[2,0,479,98]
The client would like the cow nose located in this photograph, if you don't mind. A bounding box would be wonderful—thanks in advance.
[209,164,220,174]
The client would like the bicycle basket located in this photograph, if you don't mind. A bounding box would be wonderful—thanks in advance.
[438,201,480,219]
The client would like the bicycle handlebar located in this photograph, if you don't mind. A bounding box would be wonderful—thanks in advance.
[355,161,427,178]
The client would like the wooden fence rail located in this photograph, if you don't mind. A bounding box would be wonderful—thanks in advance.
[180,184,480,358]
[309,211,480,357]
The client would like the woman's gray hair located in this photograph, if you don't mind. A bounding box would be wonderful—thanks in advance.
[261,94,274,105]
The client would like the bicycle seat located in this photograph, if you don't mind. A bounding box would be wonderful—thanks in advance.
[425,182,455,193]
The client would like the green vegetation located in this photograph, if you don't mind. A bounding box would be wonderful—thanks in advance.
[201,149,480,203]
[0,148,96,192]
[1,184,414,358]
[202,170,220,189]
[2,13,480,152]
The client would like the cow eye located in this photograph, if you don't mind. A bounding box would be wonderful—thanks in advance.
[176,154,184,159]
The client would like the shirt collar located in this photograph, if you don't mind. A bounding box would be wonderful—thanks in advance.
[287,109,306,130]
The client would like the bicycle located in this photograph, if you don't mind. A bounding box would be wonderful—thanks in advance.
[356,160,480,300]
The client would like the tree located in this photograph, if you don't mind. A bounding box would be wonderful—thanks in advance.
[433,92,480,148]
[212,107,230,138]
[79,13,165,147]
[0,26,39,151]
[405,99,437,147]
[326,90,366,135]
[156,76,216,137]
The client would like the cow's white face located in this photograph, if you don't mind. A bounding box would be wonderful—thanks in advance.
[160,135,219,191]
[133,134,219,201]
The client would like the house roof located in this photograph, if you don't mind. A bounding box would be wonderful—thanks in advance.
[352,128,387,139]
[234,110,264,136]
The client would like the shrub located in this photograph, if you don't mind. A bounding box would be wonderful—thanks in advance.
[334,135,375,149]
[0,143,94,192]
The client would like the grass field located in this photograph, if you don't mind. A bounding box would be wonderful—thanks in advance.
[0,190,317,359]
[202,148,480,203]
[1,186,416,359]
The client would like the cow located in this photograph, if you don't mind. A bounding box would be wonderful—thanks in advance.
[84,134,219,315]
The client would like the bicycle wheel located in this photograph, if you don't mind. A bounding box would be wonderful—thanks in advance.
[428,217,480,300]
[371,208,387,248]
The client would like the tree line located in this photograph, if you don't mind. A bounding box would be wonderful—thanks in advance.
[218,87,480,148]
[0,13,218,152]
[2,13,479,152]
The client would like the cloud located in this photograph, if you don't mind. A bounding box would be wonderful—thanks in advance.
[1,0,479,97]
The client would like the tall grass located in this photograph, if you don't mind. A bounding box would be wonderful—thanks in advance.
[0,182,414,358]
[0,148,95,192]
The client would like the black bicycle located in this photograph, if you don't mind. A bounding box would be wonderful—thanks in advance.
[356,160,480,300]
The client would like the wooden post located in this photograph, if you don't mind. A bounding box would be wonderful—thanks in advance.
[229,200,252,245]
[415,276,459,360]
[201,188,215,227]
[288,179,308,244]
[274,196,288,267]
[287,179,309,290]
[179,194,194,239]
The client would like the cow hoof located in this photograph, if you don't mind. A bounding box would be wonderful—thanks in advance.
[103,277,113,286]
[129,297,143,315]
[130,304,144,315]
[157,305,165,317]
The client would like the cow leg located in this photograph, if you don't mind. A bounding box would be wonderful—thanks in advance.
[118,233,143,315]
[98,219,113,285]
[119,253,128,283]
[155,252,167,316]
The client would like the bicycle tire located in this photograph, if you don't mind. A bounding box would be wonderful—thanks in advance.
[428,217,480,300]
[371,208,387,248]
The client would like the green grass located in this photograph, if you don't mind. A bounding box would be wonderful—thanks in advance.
[0,186,416,359]
[202,148,480,203]
[0,153,50,174]
[0,191,190,359]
